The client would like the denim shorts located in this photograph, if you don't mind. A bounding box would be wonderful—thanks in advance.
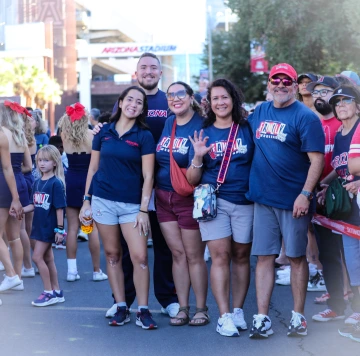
[342,234,360,286]
[91,195,140,225]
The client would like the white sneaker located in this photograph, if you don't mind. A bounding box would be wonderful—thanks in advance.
[11,280,24,291]
[216,313,240,337]
[55,243,66,250]
[93,269,108,282]
[249,314,274,338]
[345,313,360,325]
[204,246,211,262]
[276,276,291,285]
[77,230,88,242]
[0,274,21,292]
[276,269,290,277]
[21,267,35,278]
[106,303,118,318]
[161,302,180,318]
[67,271,80,282]
[232,308,247,330]
[307,272,326,292]
[0,261,4,271]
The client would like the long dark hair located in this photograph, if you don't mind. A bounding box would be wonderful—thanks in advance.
[203,78,247,128]
[167,81,203,117]
[110,86,149,130]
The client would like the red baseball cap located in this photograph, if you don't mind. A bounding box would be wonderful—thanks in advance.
[269,63,298,81]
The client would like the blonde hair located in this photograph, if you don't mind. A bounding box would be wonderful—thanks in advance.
[58,107,89,149]
[36,145,66,189]
[33,110,48,135]
[22,113,35,147]
[0,103,27,148]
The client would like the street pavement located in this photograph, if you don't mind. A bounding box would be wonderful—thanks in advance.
[0,239,359,356]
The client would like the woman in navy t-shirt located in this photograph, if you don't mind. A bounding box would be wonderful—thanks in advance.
[80,86,157,329]
[155,81,208,326]
[187,79,255,337]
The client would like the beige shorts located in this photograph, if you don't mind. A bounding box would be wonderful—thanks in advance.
[199,198,253,243]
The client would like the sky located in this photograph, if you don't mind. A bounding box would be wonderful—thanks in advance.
[80,0,207,48]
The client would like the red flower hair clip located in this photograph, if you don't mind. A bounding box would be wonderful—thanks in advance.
[66,102,86,122]
[4,100,25,114]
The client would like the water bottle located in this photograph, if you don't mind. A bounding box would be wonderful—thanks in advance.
[81,209,93,234]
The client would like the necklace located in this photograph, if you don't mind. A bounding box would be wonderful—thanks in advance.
[36,177,52,192]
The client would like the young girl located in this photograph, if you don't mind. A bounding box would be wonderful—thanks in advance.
[30,145,66,307]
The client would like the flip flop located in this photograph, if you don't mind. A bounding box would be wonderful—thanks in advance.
[169,306,190,326]
[189,306,210,326]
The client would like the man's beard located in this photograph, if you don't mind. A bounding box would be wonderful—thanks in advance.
[138,78,158,91]
[314,98,333,116]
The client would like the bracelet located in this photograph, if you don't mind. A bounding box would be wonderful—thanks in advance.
[191,159,203,169]
[139,209,149,214]
[54,228,67,236]
[57,225,64,229]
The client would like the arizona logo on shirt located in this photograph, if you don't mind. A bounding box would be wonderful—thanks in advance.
[208,138,247,159]
[33,192,50,210]
[256,121,287,142]
[148,110,167,118]
[156,136,189,154]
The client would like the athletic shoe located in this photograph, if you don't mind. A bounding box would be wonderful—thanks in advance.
[232,308,247,330]
[11,280,24,291]
[51,243,56,248]
[161,302,180,318]
[339,323,358,338]
[249,314,273,338]
[276,276,291,286]
[204,246,211,262]
[21,267,35,278]
[276,269,290,277]
[0,261,5,271]
[308,263,318,277]
[312,309,345,322]
[287,310,307,337]
[147,238,153,247]
[0,274,21,292]
[53,290,65,303]
[106,303,118,318]
[67,271,80,282]
[345,313,360,325]
[109,306,130,326]
[349,322,360,343]
[136,308,157,329]
[314,292,330,304]
[32,292,58,307]
[77,230,88,241]
[307,271,326,292]
[55,242,66,250]
[93,270,108,282]
[216,313,239,337]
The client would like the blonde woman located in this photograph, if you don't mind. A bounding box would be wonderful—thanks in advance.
[58,103,107,282]
[0,101,32,292]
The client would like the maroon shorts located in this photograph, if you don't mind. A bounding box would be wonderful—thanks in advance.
[155,188,199,230]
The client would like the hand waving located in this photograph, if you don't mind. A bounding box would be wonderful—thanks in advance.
[189,130,212,158]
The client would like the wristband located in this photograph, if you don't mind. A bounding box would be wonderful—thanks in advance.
[139,210,149,214]
[54,228,67,236]
[191,159,203,169]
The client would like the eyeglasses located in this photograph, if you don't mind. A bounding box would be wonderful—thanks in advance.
[269,77,294,87]
[166,90,187,101]
[334,98,355,107]
[311,89,334,97]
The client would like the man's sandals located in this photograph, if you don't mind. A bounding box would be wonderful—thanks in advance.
[169,306,210,326]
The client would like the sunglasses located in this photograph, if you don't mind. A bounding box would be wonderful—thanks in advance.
[311,89,334,97]
[334,98,355,107]
[269,77,294,87]
[166,90,187,101]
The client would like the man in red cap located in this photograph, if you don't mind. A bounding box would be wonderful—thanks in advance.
[247,63,325,338]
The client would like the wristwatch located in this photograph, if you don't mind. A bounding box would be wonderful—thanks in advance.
[83,195,91,202]
[301,190,313,200]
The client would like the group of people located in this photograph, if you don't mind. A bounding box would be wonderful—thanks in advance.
[1,52,360,343]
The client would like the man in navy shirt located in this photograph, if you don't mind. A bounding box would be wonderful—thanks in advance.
[247,63,325,338]
[107,53,179,318]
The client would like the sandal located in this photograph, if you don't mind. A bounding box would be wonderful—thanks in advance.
[189,306,210,326]
[169,306,190,326]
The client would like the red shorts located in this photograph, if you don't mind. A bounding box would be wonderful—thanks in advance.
[155,188,199,230]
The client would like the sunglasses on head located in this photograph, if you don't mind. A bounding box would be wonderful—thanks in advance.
[269,77,294,87]
[166,90,187,101]
[334,98,355,107]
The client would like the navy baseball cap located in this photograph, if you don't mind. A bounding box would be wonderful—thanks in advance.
[329,86,360,105]
[306,76,339,92]
[297,73,318,84]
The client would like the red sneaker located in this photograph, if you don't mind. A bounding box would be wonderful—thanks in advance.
[312,309,345,322]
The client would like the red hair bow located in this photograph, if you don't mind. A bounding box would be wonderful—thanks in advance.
[66,102,85,122]
[4,100,25,114]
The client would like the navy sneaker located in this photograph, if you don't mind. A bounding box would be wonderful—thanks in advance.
[136,308,158,329]
[109,306,130,326]
[32,292,58,307]
[287,310,307,336]
[249,314,273,338]
[53,290,65,303]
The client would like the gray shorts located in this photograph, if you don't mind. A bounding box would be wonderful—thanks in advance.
[251,203,311,258]
[91,195,140,225]
[199,198,253,244]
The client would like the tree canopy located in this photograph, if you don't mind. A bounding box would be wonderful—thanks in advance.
[205,0,360,102]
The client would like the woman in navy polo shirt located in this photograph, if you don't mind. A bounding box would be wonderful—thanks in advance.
[155,81,209,326]
[80,86,157,329]
[187,79,255,337]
